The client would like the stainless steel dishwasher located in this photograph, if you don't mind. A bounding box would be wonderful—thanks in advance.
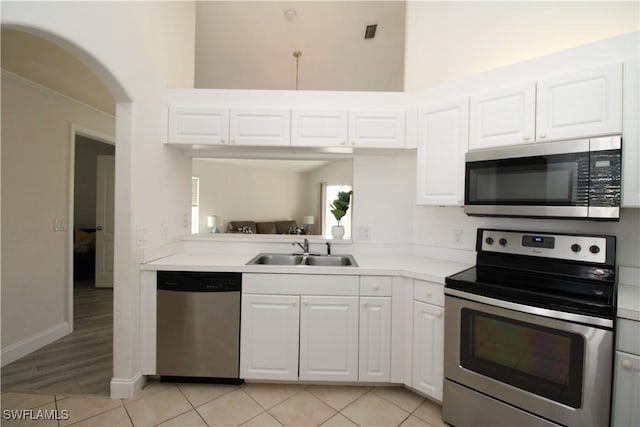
[156,271,242,383]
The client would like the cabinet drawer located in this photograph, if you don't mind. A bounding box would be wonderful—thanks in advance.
[360,276,392,296]
[414,280,444,306]
[617,318,640,355]
[243,273,359,296]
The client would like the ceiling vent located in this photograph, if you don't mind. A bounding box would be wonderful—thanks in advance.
[364,24,377,40]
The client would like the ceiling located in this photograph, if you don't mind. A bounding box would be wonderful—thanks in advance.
[194,1,406,91]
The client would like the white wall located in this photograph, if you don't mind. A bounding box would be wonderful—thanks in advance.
[405,1,640,91]
[193,159,308,232]
[1,72,115,352]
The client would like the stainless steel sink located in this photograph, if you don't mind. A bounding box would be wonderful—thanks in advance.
[246,253,358,267]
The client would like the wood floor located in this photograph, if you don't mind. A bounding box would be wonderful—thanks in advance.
[1,281,113,397]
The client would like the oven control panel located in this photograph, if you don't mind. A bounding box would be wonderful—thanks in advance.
[480,230,607,263]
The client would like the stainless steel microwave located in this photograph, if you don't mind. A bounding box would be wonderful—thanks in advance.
[464,136,621,220]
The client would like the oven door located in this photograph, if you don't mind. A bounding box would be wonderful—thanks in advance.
[444,292,613,427]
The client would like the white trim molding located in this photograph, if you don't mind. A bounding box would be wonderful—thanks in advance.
[110,371,145,399]
[1,321,71,367]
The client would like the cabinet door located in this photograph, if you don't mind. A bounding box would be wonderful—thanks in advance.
[468,83,536,150]
[348,110,406,148]
[536,63,622,142]
[299,296,359,382]
[359,297,391,382]
[291,109,348,147]
[240,294,300,380]
[416,98,468,206]
[612,351,640,427]
[622,59,640,207]
[412,300,444,401]
[168,106,229,144]
[229,108,291,146]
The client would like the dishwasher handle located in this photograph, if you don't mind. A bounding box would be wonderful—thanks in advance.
[157,271,241,292]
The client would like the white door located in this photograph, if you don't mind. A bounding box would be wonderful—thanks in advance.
[348,110,406,148]
[416,98,469,206]
[240,294,300,380]
[95,155,115,288]
[469,82,536,150]
[299,295,359,382]
[412,300,444,401]
[291,109,348,147]
[359,296,391,382]
[229,108,291,146]
[536,62,623,142]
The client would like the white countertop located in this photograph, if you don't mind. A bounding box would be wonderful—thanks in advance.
[142,253,473,285]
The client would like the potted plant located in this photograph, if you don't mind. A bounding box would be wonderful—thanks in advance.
[330,190,353,239]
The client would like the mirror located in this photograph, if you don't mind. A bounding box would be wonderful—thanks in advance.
[192,158,353,238]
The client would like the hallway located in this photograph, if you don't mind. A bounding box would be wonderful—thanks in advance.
[1,282,113,397]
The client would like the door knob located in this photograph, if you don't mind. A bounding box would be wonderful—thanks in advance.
[96,226,103,231]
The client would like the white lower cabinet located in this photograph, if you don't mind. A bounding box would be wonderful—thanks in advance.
[359,296,392,382]
[240,294,300,380]
[612,317,640,426]
[299,296,359,381]
[412,300,444,401]
[612,351,640,426]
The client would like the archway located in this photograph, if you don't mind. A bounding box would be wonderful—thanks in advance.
[1,24,135,398]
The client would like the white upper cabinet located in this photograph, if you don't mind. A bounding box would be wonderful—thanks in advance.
[348,110,406,148]
[468,83,536,150]
[417,98,469,206]
[229,108,291,146]
[291,109,348,147]
[536,63,623,142]
[168,106,229,144]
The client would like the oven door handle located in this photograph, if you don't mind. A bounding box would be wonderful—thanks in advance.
[444,288,613,328]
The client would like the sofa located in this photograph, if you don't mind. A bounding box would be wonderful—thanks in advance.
[226,220,302,234]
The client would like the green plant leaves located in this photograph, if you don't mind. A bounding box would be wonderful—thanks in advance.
[330,190,353,224]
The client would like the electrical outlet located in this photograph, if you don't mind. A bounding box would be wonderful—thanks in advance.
[453,229,463,246]
[357,225,372,240]
[161,223,168,240]
[183,214,189,229]
[136,227,147,246]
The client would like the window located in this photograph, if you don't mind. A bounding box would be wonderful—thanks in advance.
[322,184,352,238]
[191,177,200,234]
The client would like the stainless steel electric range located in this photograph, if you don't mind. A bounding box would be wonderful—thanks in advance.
[443,228,616,427]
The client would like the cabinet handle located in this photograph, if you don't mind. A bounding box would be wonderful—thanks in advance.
[351,140,356,146]
[230,139,236,144]
[373,283,380,290]
[363,300,369,307]
[622,359,633,369]
[436,310,443,318]
[425,290,432,298]
[523,134,530,141]
[539,132,546,139]
[291,299,298,307]
[303,299,309,306]
[340,139,346,146]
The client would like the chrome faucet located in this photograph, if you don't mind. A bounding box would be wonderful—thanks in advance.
[292,238,310,254]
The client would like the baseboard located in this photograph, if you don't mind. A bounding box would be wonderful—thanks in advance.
[1,321,71,367]
[110,371,145,399]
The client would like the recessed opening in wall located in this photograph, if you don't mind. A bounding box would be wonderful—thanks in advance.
[191,158,353,237]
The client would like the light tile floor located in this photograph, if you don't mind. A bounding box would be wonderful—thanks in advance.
[1,381,449,427]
